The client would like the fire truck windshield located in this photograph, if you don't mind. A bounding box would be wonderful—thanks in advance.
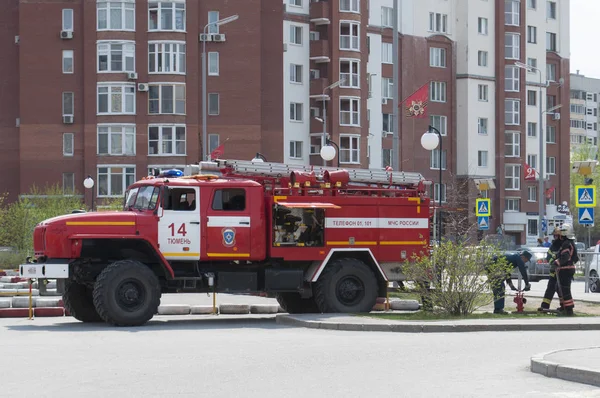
[123,186,160,211]
[124,188,138,210]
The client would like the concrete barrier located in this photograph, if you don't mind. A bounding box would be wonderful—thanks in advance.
[219,304,250,314]
[0,298,10,309]
[35,298,62,308]
[11,296,37,308]
[190,305,217,315]
[34,307,65,317]
[157,304,191,315]
[250,304,280,314]
[0,308,30,318]
[17,289,40,296]
[1,283,25,290]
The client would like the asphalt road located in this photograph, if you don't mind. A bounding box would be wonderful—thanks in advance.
[2,315,600,397]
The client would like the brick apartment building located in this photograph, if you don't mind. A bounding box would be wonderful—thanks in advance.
[0,0,570,246]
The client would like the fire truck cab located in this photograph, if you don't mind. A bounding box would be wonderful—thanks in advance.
[20,159,432,326]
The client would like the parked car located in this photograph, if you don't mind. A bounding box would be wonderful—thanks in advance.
[583,244,600,293]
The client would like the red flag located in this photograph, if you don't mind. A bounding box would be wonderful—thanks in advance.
[404,83,429,118]
[545,186,555,199]
[523,162,536,181]
[210,144,224,160]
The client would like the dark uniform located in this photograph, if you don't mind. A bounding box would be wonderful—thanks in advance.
[492,251,532,314]
[539,224,577,315]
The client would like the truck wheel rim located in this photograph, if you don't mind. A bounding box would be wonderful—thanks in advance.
[116,279,146,312]
[335,276,365,306]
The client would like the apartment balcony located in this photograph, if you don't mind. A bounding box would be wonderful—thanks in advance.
[310,40,330,63]
[310,1,330,25]
[310,78,331,100]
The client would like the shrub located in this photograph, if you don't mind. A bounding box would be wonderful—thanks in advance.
[0,251,27,269]
[403,239,511,316]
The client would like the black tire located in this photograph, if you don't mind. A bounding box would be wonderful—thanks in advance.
[275,293,320,313]
[63,280,103,323]
[93,260,161,326]
[590,270,599,293]
[314,257,378,313]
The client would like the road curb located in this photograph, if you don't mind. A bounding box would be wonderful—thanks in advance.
[275,314,600,333]
[531,347,600,388]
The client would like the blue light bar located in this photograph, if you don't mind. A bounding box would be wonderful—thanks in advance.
[158,169,184,178]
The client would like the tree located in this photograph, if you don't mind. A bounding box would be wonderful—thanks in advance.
[570,144,600,242]
[438,172,480,245]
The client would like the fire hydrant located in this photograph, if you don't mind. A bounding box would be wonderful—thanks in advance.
[514,291,527,313]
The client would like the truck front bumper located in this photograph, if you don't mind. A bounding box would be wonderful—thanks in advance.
[19,262,69,279]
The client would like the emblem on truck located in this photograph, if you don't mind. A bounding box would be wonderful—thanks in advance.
[222,228,236,247]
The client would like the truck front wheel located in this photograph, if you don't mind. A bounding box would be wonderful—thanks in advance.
[314,257,378,313]
[63,280,103,323]
[93,260,161,327]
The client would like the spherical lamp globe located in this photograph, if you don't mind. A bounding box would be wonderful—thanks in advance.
[83,177,94,189]
[320,145,336,161]
[421,131,439,151]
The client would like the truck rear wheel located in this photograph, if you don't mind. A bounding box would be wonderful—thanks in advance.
[93,260,161,327]
[63,280,102,323]
[314,257,378,313]
[275,293,320,313]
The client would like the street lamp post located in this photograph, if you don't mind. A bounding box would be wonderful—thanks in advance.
[421,125,442,244]
[202,14,239,161]
[83,175,95,212]
[320,78,345,166]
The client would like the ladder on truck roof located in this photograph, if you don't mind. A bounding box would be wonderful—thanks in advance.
[194,159,426,188]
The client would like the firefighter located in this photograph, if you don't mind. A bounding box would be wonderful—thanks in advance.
[491,250,532,314]
[538,224,578,315]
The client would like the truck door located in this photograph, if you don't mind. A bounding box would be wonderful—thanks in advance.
[158,186,201,260]
[205,187,251,260]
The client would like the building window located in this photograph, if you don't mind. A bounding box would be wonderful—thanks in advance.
[505,198,520,211]
[290,64,302,83]
[546,188,556,205]
[505,0,520,26]
[546,32,557,51]
[478,118,488,135]
[63,92,74,116]
[528,186,537,202]
[430,81,447,102]
[339,135,360,164]
[97,84,135,115]
[478,51,488,67]
[505,99,520,124]
[63,173,75,195]
[528,0,537,9]
[290,25,302,45]
[430,149,447,170]
[478,150,488,167]
[547,1,556,19]
[527,57,537,70]
[62,50,73,74]
[340,59,359,88]
[340,21,359,51]
[62,9,73,31]
[206,52,219,76]
[289,141,303,159]
[207,11,220,34]
[505,33,520,59]
[527,122,537,137]
[528,219,538,236]
[546,63,556,81]
[149,1,186,31]
[478,84,488,101]
[505,131,520,157]
[97,125,135,156]
[505,164,521,190]
[340,97,360,126]
[527,90,537,106]
[98,166,136,197]
[546,156,556,174]
[340,0,359,13]
[148,125,186,156]
[381,6,393,27]
[527,154,537,170]
[382,148,392,168]
[478,17,488,35]
[63,133,74,156]
[382,114,393,135]
[208,93,219,115]
[382,43,392,63]
[547,94,556,109]
[527,26,537,43]
[429,12,448,33]
[98,41,135,72]
[289,0,302,7]
[97,1,135,31]
[505,66,520,92]
[290,102,303,122]
[432,183,447,203]
[430,115,447,136]
[570,119,586,129]
[148,42,186,74]
[148,84,185,114]
[429,47,446,68]
[382,78,393,99]
[208,134,219,153]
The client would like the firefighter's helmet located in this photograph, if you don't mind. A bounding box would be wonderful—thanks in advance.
[559,223,576,240]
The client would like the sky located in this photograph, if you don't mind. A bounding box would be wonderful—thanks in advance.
[569,0,600,78]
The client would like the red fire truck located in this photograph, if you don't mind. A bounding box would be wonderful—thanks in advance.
[20,159,432,326]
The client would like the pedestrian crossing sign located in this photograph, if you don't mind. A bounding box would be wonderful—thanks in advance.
[477,216,489,230]
[475,198,491,216]
[575,185,596,207]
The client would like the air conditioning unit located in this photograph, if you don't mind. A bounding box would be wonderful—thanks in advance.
[212,34,226,42]
[63,115,74,124]
[127,72,138,80]
[283,43,288,52]
[199,33,212,42]
[382,98,388,105]
[137,83,149,92]
[60,30,73,39]
[553,113,561,120]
